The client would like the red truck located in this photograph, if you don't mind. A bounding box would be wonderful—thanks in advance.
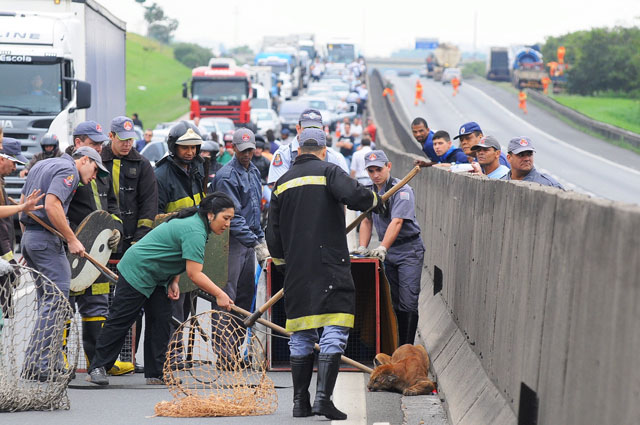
[183,63,252,124]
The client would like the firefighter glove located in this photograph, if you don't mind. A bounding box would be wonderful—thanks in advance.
[254,240,270,263]
[370,246,387,262]
[351,246,370,257]
[108,229,121,251]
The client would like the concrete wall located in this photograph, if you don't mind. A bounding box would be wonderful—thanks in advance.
[368,69,640,425]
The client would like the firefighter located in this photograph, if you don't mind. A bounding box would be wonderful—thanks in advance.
[414,79,425,105]
[20,133,62,177]
[155,121,207,363]
[65,121,124,373]
[518,90,528,114]
[266,128,385,420]
[451,76,460,96]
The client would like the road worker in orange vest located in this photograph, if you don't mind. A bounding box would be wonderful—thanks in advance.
[518,90,528,114]
[414,79,425,105]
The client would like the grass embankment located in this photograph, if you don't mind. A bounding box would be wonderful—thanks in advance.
[125,33,191,129]
[551,95,640,135]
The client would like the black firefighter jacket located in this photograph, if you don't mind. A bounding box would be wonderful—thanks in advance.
[266,154,377,333]
[155,154,206,213]
[101,144,157,248]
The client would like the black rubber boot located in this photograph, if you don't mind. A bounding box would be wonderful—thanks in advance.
[405,312,419,345]
[312,353,347,420]
[82,318,105,368]
[290,354,314,417]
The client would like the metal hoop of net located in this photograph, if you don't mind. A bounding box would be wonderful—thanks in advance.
[155,310,277,417]
[0,260,78,411]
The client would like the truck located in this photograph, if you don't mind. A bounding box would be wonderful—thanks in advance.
[183,62,252,125]
[486,47,510,81]
[432,43,461,81]
[326,38,358,64]
[0,0,126,197]
[511,47,547,89]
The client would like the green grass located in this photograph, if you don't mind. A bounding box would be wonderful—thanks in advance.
[126,33,192,129]
[551,95,640,134]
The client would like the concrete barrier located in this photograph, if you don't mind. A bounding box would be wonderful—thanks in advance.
[367,69,640,425]
[527,89,640,150]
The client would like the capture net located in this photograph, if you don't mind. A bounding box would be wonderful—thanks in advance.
[0,260,78,411]
[155,310,277,417]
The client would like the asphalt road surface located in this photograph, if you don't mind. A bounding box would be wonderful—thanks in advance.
[386,73,640,205]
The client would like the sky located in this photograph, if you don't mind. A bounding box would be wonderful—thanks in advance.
[99,0,640,56]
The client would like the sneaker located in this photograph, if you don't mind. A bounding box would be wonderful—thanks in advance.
[146,376,182,385]
[108,360,135,376]
[134,363,144,374]
[86,367,109,386]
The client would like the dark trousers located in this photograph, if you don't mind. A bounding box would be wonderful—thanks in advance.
[90,275,171,379]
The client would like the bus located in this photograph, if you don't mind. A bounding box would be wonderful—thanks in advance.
[326,39,358,64]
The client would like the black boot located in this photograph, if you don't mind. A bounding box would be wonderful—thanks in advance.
[290,354,314,417]
[82,318,105,368]
[312,353,347,420]
[405,312,419,345]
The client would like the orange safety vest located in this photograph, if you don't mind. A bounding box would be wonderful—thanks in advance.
[519,91,527,103]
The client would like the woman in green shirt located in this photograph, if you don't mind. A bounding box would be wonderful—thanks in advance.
[87,192,235,386]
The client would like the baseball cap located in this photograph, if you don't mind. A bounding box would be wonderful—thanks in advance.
[0,138,27,165]
[73,121,109,142]
[299,108,323,129]
[299,128,326,147]
[110,116,137,140]
[364,150,389,168]
[471,135,502,151]
[508,136,536,154]
[74,146,110,177]
[453,121,482,140]
[233,128,256,151]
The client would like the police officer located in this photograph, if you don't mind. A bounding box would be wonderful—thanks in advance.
[502,137,564,189]
[102,116,158,251]
[65,121,124,373]
[20,147,109,381]
[155,121,206,362]
[267,109,348,184]
[266,128,385,420]
[20,133,62,177]
[212,128,268,313]
[355,149,425,347]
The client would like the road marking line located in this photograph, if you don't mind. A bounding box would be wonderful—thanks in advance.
[465,83,640,177]
[332,372,366,424]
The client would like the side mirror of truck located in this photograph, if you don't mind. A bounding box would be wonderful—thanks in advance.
[76,81,91,110]
[182,82,188,98]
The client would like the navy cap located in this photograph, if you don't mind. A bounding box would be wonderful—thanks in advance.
[453,121,482,140]
[0,137,27,165]
[232,128,256,151]
[299,108,323,129]
[299,128,326,147]
[74,146,109,177]
[110,116,137,140]
[364,150,389,168]
[508,136,536,154]
[73,121,109,142]
[471,135,502,151]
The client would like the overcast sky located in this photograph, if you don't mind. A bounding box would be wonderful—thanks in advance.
[100,0,639,56]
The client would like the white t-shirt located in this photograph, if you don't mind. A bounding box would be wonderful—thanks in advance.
[350,145,372,185]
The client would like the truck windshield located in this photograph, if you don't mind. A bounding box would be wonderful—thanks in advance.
[263,63,288,75]
[192,79,248,102]
[0,63,62,115]
[327,44,355,64]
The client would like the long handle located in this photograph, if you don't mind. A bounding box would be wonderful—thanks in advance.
[10,197,118,283]
[196,290,373,374]
[345,165,422,234]
[244,287,283,327]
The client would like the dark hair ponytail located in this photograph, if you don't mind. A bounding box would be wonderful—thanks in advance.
[168,192,235,225]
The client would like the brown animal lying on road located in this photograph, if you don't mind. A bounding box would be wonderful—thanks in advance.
[367,344,436,396]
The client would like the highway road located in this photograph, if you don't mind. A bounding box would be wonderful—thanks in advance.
[385,73,640,205]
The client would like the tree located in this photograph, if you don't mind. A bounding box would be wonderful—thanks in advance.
[142,2,178,44]
[173,43,213,68]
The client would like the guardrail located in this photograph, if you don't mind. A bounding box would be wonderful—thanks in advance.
[527,89,640,150]
[367,68,640,425]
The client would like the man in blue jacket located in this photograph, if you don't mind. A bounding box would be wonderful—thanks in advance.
[433,131,468,164]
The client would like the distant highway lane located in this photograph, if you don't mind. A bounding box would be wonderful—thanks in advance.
[386,73,640,205]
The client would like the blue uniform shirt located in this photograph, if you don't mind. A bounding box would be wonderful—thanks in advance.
[212,156,264,247]
[267,136,349,184]
[486,164,510,179]
[502,167,564,189]
[370,177,424,251]
[20,153,79,228]
[421,130,438,162]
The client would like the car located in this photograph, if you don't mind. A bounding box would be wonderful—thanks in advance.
[442,68,462,85]
[140,140,168,167]
[197,117,235,139]
[297,96,336,129]
[278,100,308,131]
[251,109,281,135]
